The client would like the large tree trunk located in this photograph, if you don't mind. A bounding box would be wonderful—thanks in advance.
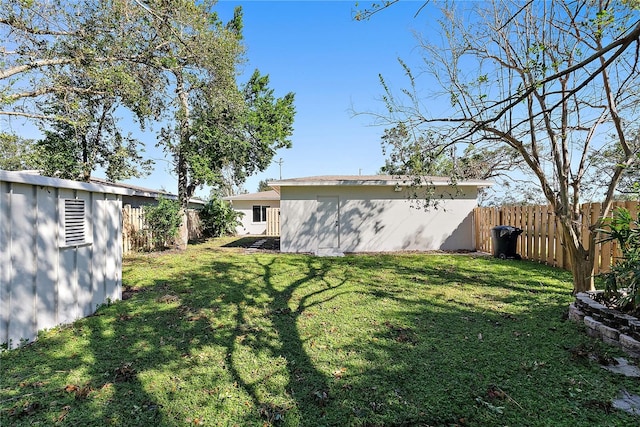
[559,220,596,294]
[567,245,595,295]
[176,151,190,251]
[176,209,189,251]
[175,70,191,250]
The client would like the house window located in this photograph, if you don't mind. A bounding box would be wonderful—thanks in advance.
[64,199,86,245]
[252,205,268,223]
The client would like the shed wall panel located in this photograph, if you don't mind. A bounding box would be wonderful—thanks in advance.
[280,185,479,254]
[103,197,122,302]
[92,198,107,308]
[0,174,123,348]
[58,249,77,325]
[76,192,93,318]
[77,245,93,317]
[35,186,58,331]
[0,182,10,345]
[8,184,37,346]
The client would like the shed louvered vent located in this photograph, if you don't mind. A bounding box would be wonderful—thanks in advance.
[64,199,86,245]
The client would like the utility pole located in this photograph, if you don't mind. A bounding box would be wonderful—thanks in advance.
[275,157,284,180]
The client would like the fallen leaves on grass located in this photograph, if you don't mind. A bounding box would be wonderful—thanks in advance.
[7,401,42,418]
[312,390,330,406]
[486,385,506,400]
[486,385,523,410]
[64,383,93,400]
[332,367,347,379]
[369,401,384,413]
[384,322,418,345]
[258,403,288,423]
[520,360,546,372]
[114,362,137,382]
[157,294,180,304]
[567,343,593,361]
[475,396,504,414]
[56,405,71,423]
[584,399,614,413]
[121,286,142,300]
[19,380,46,388]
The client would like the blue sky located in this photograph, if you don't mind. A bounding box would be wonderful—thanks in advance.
[127,0,434,197]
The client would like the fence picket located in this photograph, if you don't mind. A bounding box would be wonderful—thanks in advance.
[526,206,534,260]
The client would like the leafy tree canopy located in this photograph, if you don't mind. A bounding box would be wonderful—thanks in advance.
[0,133,40,170]
[1,0,164,123]
[257,179,274,193]
[186,69,295,205]
[1,0,295,221]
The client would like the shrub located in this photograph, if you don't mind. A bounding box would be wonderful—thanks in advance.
[199,197,243,237]
[143,197,182,249]
[598,206,640,309]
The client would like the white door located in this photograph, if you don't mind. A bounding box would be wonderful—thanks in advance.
[317,196,339,250]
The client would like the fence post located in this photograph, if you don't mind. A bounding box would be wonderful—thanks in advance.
[588,203,600,275]
[122,204,131,254]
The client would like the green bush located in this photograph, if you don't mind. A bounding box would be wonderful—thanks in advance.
[598,206,640,309]
[143,197,182,249]
[199,197,243,237]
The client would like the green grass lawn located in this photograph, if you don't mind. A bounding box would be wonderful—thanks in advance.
[2,238,639,426]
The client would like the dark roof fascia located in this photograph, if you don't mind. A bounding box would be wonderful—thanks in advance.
[268,175,494,189]
[222,190,280,201]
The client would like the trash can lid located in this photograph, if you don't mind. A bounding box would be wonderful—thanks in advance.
[491,225,523,235]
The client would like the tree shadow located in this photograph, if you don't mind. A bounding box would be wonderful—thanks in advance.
[2,250,640,426]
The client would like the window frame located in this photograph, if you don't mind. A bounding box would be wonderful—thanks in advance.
[252,205,269,223]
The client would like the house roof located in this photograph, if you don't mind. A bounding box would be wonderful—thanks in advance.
[1,170,134,195]
[222,190,279,201]
[268,175,493,192]
[0,171,206,205]
[89,177,174,199]
[89,177,205,206]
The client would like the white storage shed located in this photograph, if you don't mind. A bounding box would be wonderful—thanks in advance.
[1,171,130,349]
[269,175,492,256]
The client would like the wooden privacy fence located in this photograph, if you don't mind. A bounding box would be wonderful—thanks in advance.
[266,208,280,236]
[474,201,639,274]
[122,205,202,254]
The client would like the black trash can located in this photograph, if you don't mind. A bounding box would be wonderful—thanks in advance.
[491,226,523,260]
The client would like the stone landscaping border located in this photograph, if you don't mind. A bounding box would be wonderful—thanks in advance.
[569,291,640,358]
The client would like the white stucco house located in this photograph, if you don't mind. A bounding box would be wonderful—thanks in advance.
[268,175,492,256]
[1,171,129,348]
[223,190,280,235]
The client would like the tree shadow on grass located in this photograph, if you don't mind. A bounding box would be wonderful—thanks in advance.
[2,251,640,426]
